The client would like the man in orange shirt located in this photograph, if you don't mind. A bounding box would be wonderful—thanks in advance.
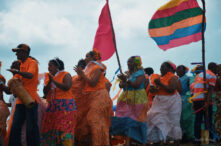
[8,44,40,146]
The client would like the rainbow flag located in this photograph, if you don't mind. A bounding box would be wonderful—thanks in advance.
[149,0,206,51]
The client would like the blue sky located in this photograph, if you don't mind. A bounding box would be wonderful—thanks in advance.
[0,0,221,98]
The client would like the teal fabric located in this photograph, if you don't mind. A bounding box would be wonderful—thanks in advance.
[180,91,195,140]
[110,117,147,144]
[180,75,194,140]
[123,69,145,91]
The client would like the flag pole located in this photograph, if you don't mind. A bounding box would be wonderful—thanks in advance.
[201,0,209,144]
[106,0,123,74]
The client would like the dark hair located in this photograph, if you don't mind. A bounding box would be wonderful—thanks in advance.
[77,59,86,69]
[88,50,101,61]
[164,62,174,72]
[176,65,185,72]
[50,58,64,71]
[208,62,217,70]
[144,67,154,76]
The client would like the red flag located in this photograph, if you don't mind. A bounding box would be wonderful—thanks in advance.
[93,0,116,61]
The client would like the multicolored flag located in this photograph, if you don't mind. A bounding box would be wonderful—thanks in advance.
[149,0,206,51]
[93,0,116,61]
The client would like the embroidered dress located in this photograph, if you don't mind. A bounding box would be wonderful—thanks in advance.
[111,70,148,144]
[75,61,112,146]
[41,71,77,146]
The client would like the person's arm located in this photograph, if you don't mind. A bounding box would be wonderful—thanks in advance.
[149,85,158,93]
[127,75,145,89]
[0,84,11,94]
[144,78,149,89]
[43,77,52,96]
[119,81,127,88]
[7,69,33,79]
[177,80,182,94]
[74,66,102,87]
[51,73,72,91]
[155,76,178,93]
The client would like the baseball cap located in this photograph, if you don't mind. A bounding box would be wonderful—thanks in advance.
[12,44,30,53]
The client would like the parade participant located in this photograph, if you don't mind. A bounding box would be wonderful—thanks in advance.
[144,67,153,89]
[7,44,40,146]
[214,64,221,138]
[72,59,86,99]
[192,62,217,144]
[41,58,77,145]
[2,60,20,146]
[0,94,9,146]
[0,62,10,146]
[144,67,154,76]
[1,61,21,107]
[146,73,160,107]
[176,65,193,141]
[111,56,149,145]
[6,60,47,146]
[74,50,112,146]
[146,61,182,144]
[144,67,155,107]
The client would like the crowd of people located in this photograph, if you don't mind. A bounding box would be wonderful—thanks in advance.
[0,43,221,146]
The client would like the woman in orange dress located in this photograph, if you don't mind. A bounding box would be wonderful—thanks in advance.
[0,73,10,146]
[41,58,77,145]
[72,59,86,100]
[74,50,112,146]
[146,61,182,144]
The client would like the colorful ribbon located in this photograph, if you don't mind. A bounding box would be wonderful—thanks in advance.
[112,89,122,101]
[188,91,207,103]
[110,67,120,83]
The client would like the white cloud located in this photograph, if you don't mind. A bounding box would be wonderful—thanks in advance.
[0,1,84,48]
[110,0,165,39]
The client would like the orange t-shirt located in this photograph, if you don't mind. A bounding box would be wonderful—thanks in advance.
[44,71,73,101]
[14,57,39,104]
[84,61,106,92]
[157,72,177,96]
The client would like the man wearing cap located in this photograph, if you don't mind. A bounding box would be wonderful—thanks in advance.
[192,62,217,144]
[8,44,40,146]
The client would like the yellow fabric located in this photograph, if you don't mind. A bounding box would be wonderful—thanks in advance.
[117,89,148,104]
[113,78,120,91]
[159,0,188,10]
[188,91,207,103]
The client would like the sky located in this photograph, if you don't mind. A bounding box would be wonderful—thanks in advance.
[0,0,221,98]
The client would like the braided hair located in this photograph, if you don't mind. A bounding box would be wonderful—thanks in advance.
[49,58,64,71]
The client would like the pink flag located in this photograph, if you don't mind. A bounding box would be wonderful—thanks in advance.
[93,0,116,61]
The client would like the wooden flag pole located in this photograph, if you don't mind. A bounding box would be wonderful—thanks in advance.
[106,0,123,74]
[201,0,209,144]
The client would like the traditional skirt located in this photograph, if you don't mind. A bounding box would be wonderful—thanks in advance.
[111,89,149,144]
[146,94,182,143]
[75,89,112,146]
[41,98,77,146]
[0,100,9,137]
